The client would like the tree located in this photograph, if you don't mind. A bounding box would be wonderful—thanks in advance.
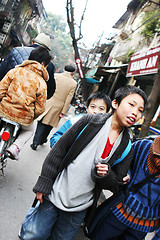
[139,52,160,138]
[45,13,67,32]
[40,12,74,70]
[141,10,160,44]
[66,0,88,100]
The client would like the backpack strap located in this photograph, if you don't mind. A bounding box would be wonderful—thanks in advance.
[129,170,160,192]
[112,139,132,167]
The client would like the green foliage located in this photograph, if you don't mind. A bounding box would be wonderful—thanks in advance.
[44,13,67,33]
[40,12,74,70]
[127,49,135,62]
[141,10,160,42]
[26,25,37,43]
[51,30,74,70]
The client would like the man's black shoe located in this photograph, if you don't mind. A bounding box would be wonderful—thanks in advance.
[30,143,37,150]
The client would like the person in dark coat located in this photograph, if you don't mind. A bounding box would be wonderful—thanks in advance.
[0,33,56,99]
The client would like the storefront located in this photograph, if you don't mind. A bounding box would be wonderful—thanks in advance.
[85,64,129,99]
[126,45,160,135]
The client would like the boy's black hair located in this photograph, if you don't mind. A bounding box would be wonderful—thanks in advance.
[86,91,111,112]
[114,85,147,107]
[29,46,52,67]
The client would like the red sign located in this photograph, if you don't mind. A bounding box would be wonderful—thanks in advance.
[126,45,160,77]
[75,58,81,64]
[75,58,84,78]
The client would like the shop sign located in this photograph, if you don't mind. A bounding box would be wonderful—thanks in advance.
[126,45,160,77]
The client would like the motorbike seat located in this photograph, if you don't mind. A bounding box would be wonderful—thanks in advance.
[1,117,20,127]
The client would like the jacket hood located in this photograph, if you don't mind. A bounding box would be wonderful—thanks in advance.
[16,60,49,81]
[153,136,160,156]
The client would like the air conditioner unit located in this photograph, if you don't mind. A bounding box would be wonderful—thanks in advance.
[0,32,6,44]
[2,22,11,33]
[119,31,128,40]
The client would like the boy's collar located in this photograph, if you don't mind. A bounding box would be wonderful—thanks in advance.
[152,136,160,156]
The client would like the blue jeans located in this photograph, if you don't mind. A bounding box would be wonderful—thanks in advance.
[20,198,87,240]
[91,211,147,240]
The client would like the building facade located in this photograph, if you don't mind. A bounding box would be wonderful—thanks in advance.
[0,0,47,59]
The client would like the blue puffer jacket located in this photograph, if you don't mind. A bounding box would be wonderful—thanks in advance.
[0,44,56,99]
[50,114,84,148]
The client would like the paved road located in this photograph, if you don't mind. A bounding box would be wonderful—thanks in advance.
[0,106,154,240]
[0,107,87,240]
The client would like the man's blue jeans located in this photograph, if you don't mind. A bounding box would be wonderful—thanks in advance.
[20,198,87,240]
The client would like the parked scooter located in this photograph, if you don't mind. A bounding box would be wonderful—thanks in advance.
[129,123,158,143]
[74,99,87,115]
[0,117,20,174]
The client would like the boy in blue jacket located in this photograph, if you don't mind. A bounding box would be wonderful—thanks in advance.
[50,91,112,147]
[92,136,160,240]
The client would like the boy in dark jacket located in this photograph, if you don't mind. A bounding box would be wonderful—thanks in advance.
[19,85,147,240]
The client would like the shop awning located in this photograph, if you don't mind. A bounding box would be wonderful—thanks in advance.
[85,77,100,84]
[86,64,128,81]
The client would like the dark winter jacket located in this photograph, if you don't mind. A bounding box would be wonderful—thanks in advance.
[0,44,56,99]
[33,113,133,195]
[112,138,160,239]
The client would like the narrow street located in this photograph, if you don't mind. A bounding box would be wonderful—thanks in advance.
[0,106,87,240]
[0,106,154,240]
[0,0,159,239]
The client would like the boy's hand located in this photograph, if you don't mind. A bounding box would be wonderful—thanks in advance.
[96,163,109,176]
[123,173,130,184]
[36,192,45,203]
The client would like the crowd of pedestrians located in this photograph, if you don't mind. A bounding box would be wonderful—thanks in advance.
[19,85,147,240]
[0,46,52,159]
[0,32,159,240]
[30,65,77,150]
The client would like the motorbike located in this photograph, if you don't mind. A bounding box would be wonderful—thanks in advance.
[129,123,158,143]
[74,99,87,115]
[0,117,20,174]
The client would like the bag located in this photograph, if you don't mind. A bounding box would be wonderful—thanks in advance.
[83,190,125,238]
[19,198,40,239]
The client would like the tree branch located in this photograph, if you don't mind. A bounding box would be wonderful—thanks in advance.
[79,0,88,39]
